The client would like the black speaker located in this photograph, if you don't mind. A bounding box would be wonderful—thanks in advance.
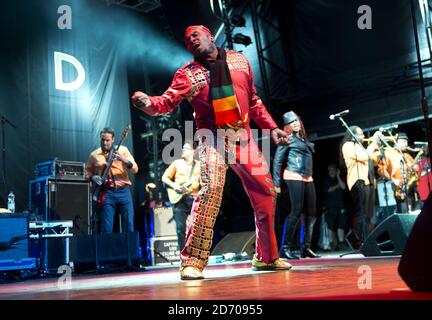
[211,231,256,256]
[29,178,91,235]
[73,232,140,273]
[29,178,91,272]
[0,214,29,261]
[360,213,419,256]
[398,193,432,291]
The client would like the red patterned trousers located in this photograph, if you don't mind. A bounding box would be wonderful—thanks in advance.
[180,137,279,271]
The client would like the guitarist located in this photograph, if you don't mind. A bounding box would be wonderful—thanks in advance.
[162,141,200,250]
[86,127,138,233]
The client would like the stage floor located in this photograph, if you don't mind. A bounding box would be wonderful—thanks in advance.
[1,254,432,300]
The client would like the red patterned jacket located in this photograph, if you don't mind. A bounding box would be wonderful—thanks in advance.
[136,50,277,137]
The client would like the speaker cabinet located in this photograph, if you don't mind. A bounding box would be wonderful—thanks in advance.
[29,178,91,235]
[29,178,91,272]
[360,213,418,256]
[211,231,256,257]
[153,206,176,237]
[73,232,140,273]
[399,194,432,291]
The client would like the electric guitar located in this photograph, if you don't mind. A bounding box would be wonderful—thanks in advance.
[167,175,200,204]
[92,124,131,207]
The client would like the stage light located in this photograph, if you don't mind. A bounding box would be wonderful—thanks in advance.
[233,33,252,46]
[231,14,246,27]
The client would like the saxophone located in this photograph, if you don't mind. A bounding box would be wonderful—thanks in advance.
[406,148,424,191]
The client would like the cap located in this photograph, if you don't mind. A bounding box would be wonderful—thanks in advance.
[283,111,299,125]
[397,132,409,141]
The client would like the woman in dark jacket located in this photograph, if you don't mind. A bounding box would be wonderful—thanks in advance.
[273,111,320,259]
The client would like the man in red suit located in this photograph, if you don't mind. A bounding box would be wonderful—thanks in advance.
[132,25,291,280]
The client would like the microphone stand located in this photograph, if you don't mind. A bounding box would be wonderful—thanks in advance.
[0,113,17,203]
[378,144,390,215]
[410,0,432,196]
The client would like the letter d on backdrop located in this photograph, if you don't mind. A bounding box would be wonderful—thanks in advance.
[54,51,85,91]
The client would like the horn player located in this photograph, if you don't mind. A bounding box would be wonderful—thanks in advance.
[376,132,421,213]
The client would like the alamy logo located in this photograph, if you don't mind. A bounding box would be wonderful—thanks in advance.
[57,5,72,30]
[358,5,372,30]
[357,265,372,289]
[57,265,72,289]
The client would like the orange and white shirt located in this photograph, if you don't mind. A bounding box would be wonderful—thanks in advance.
[342,141,379,190]
[86,145,138,187]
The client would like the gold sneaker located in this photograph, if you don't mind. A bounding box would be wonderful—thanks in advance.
[252,255,293,271]
[180,266,204,280]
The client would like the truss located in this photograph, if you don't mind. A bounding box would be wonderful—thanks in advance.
[104,0,161,14]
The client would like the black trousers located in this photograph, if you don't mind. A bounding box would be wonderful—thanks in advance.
[283,180,317,247]
[350,180,375,244]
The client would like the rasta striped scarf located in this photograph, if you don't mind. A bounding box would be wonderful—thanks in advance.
[196,48,245,130]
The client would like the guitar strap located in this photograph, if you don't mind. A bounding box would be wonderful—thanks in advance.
[188,160,196,181]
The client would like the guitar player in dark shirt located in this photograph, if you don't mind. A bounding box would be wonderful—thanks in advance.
[162,141,201,251]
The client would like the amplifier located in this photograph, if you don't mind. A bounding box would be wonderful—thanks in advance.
[29,178,91,234]
[153,206,176,237]
[36,159,86,181]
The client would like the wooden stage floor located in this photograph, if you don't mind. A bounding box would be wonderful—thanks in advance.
[1,255,432,300]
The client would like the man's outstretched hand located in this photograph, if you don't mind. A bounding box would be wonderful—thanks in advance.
[131,91,151,109]
[271,128,289,145]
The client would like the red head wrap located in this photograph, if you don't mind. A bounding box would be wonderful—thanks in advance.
[184,25,213,43]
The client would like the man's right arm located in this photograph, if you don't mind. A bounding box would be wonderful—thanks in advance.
[86,153,103,186]
[131,68,192,116]
[86,153,95,179]
[272,145,289,191]
[342,142,368,162]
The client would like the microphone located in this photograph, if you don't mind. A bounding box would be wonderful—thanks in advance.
[414,141,428,146]
[329,109,350,120]
[379,124,398,132]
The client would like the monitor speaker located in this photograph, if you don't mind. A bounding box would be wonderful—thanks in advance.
[398,194,432,291]
[73,232,140,273]
[360,213,418,256]
[211,231,256,257]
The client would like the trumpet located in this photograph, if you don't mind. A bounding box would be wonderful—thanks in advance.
[363,136,394,143]
[406,146,424,153]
